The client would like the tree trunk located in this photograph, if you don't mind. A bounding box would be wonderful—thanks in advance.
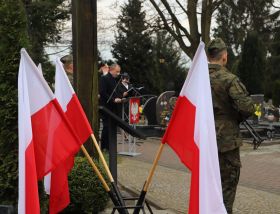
[201,0,213,44]
[72,0,99,155]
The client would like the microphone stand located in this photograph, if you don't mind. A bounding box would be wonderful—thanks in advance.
[107,76,122,104]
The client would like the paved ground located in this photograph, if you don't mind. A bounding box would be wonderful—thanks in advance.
[111,137,280,214]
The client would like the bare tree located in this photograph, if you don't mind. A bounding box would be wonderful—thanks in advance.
[148,0,223,58]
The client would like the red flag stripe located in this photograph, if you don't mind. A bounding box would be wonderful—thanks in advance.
[49,156,73,214]
[65,94,93,143]
[162,96,199,213]
[31,98,82,180]
[46,58,93,214]
[161,43,226,214]
[25,141,40,214]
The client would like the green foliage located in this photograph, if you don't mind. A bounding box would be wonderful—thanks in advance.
[265,21,280,99]
[62,157,109,213]
[152,29,186,94]
[272,80,280,107]
[0,0,29,205]
[112,1,187,95]
[214,0,279,73]
[214,0,277,54]
[24,0,70,84]
[237,32,265,94]
[112,0,157,93]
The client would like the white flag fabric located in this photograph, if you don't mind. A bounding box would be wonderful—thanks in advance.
[162,42,227,213]
[18,49,82,214]
[18,50,40,214]
[44,58,93,214]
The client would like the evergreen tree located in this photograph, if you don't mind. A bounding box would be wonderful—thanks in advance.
[237,31,265,94]
[0,0,29,205]
[112,0,157,93]
[214,0,278,71]
[24,0,70,84]
[266,20,280,101]
[214,0,276,53]
[152,29,186,94]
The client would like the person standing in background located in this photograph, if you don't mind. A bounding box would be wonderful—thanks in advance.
[99,63,123,150]
[118,72,131,99]
[60,55,73,84]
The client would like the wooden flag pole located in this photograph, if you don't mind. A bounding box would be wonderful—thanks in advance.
[80,145,127,214]
[90,134,129,214]
[81,145,109,190]
[90,134,113,181]
[133,143,165,214]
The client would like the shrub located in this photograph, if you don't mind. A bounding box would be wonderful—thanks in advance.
[62,157,109,213]
[0,0,29,205]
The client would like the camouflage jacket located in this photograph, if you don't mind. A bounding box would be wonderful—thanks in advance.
[209,64,254,152]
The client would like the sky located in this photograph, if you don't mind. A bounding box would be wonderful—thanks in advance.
[45,0,211,63]
[46,0,124,62]
[97,0,124,60]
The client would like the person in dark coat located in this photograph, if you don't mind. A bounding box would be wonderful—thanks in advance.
[99,63,122,150]
[118,72,132,99]
[117,73,132,122]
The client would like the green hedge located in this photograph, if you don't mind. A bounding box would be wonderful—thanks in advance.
[62,157,109,213]
[0,0,29,205]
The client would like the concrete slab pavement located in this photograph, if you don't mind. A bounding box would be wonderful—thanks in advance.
[115,138,280,213]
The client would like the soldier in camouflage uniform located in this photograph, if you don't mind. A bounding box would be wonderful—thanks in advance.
[206,38,255,214]
[60,55,73,85]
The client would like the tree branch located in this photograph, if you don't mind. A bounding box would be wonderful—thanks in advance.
[160,0,192,41]
[149,0,192,56]
[187,0,200,44]
[271,2,280,9]
[175,0,188,15]
[212,0,224,11]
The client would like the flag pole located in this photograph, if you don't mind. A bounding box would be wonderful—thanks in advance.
[133,143,165,214]
[80,145,126,214]
[91,134,113,181]
[90,134,129,214]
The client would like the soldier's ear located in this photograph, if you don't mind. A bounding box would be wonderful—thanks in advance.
[222,51,228,65]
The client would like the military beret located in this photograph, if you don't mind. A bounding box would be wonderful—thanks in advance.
[207,38,227,52]
[60,55,73,64]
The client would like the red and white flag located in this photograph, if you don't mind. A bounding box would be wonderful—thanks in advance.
[18,49,82,214]
[162,42,227,214]
[44,58,93,213]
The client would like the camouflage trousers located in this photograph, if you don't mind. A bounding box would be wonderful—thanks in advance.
[218,148,241,214]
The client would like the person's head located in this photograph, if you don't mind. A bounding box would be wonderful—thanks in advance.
[60,55,73,74]
[98,61,109,75]
[121,72,130,84]
[206,38,227,66]
[109,63,121,78]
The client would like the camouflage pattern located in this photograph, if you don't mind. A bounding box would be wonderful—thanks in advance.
[207,38,227,52]
[209,64,254,152]
[219,148,241,214]
[209,63,254,214]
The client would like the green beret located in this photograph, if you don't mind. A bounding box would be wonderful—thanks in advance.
[207,38,227,52]
[60,55,73,64]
